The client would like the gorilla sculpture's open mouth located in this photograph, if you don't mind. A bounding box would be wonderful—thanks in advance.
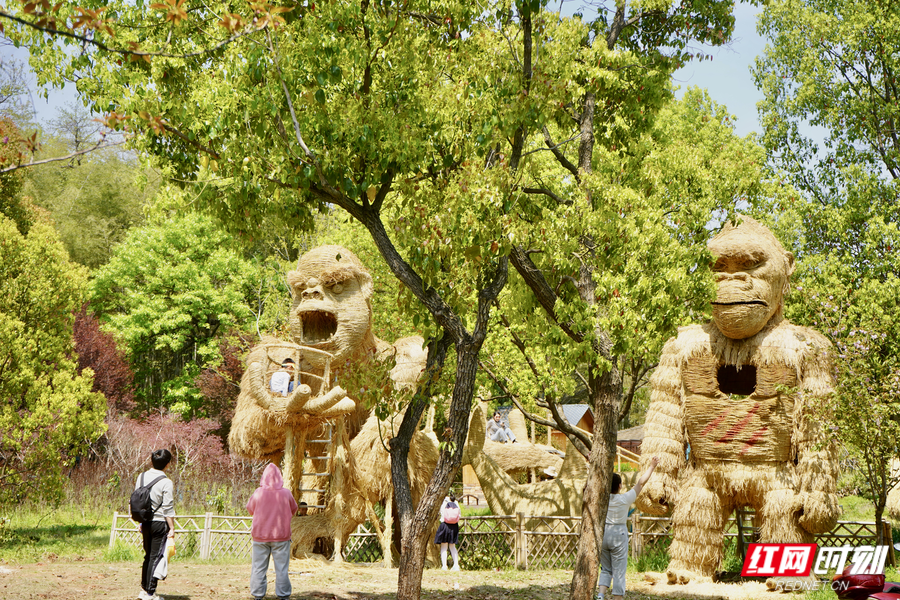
[711,300,768,306]
[300,310,338,344]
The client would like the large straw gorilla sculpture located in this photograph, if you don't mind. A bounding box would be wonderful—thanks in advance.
[229,246,435,562]
[228,245,426,462]
[636,217,839,584]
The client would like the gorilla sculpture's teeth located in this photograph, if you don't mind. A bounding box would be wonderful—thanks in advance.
[300,311,338,344]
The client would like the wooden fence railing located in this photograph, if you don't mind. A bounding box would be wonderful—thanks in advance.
[631,512,896,567]
[616,445,641,471]
[110,512,253,560]
[347,514,581,569]
[111,510,893,568]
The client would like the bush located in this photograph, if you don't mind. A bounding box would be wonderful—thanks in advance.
[180,530,201,557]
[720,537,743,573]
[458,533,511,570]
[633,536,670,572]
[98,412,263,513]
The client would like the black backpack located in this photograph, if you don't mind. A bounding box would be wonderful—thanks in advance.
[130,473,166,523]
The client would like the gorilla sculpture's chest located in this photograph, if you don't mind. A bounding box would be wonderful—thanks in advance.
[682,350,798,462]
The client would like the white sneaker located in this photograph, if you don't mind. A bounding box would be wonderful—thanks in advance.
[451,564,460,571]
[150,595,164,600]
[441,565,448,570]
[138,591,151,600]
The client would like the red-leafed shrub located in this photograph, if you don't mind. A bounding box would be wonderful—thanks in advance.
[196,332,251,445]
[72,411,263,512]
[73,305,136,413]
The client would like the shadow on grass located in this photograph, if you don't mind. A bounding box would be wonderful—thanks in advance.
[268,582,572,600]
[1,523,108,558]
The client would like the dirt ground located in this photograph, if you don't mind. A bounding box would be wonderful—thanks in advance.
[0,558,791,600]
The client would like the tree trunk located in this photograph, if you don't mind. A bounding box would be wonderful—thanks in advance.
[389,335,451,553]
[570,367,622,600]
[397,340,482,600]
[875,502,885,547]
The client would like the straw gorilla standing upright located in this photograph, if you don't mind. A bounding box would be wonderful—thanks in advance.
[636,217,840,586]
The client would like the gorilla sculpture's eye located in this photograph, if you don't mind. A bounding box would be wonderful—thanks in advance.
[331,283,343,294]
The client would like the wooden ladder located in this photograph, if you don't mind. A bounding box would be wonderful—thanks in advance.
[298,422,333,511]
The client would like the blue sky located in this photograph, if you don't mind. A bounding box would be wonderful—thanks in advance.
[671,3,765,139]
[3,2,767,137]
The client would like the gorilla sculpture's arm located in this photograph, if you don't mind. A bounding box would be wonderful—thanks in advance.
[794,334,841,534]
[635,338,686,515]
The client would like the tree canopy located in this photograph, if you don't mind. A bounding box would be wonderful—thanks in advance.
[0,215,106,506]
[5,0,750,597]
[91,210,261,417]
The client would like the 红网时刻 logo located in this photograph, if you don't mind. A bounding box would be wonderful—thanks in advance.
[741,543,889,577]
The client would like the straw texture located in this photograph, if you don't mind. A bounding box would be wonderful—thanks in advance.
[463,406,585,522]
[635,219,839,582]
[229,245,432,561]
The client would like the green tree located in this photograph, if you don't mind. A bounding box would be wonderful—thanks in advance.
[0,216,106,506]
[0,116,32,234]
[753,0,900,543]
[22,106,156,268]
[486,87,777,438]
[787,273,900,544]
[10,1,743,598]
[91,210,260,417]
[495,82,780,593]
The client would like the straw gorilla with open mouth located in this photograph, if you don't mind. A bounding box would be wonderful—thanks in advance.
[286,247,376,365]
[228,246,382,463]
[636,216,840,588]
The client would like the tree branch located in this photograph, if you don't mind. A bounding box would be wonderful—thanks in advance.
[479,359,592,456]
[264,27,334,193]
[509,245,585,343]
[520,186,570,205]
[508,8,532,171]
[0,9,261,60]
[0,137,125,174]
[541,127,581,183]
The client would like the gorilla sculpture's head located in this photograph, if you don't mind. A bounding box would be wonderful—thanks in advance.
[286,246,375,363]
[708,216,794,340]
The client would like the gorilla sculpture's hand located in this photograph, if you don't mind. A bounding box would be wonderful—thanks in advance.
[798,491,841,534]
[246,359,354,419]
[246,360,296,412]
[289,384,354,418]
[636,475,676,516]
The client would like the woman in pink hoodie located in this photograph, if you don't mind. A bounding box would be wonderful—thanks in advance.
[246,463,298,600]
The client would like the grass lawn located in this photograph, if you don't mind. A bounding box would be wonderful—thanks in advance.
[1,495,894,600]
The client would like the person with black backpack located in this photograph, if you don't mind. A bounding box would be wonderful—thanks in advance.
[134,449,175,600]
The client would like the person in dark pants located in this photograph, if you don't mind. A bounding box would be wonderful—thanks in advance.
[137,449,176,600]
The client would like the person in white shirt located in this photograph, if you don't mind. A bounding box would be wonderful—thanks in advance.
[136,449,176,600]
[486,411,517,443]
[269,359,296,396]
[596,456,658,600]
